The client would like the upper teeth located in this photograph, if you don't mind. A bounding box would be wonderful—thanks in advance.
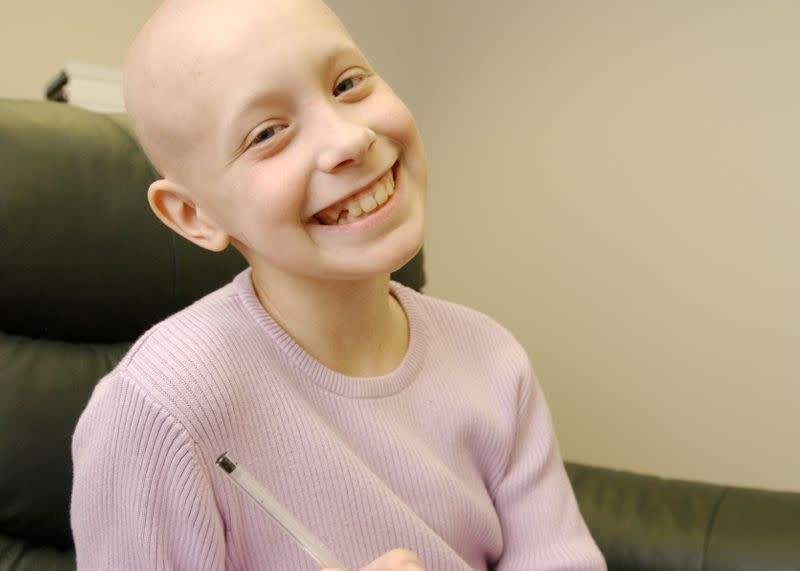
[315,168,395,225]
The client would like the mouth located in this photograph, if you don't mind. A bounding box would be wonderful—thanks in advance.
[308,162,398,226]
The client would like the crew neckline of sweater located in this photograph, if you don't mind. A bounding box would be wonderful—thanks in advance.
[233,269,428,399]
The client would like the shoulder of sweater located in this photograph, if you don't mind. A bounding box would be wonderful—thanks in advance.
[90,279,260,431]
[392,282,530,366]
[115,278,255,375]
[394,283,523,343]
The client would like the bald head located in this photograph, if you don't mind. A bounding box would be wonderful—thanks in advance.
[124,0,208,179]
[124,0,347,184]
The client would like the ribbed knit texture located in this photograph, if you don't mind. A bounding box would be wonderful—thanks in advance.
[71,269,606,570]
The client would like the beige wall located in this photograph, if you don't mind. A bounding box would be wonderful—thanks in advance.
[3,1,798,492]
[0,1,160,100]
[0,0,429,114]
[424,0,800,492]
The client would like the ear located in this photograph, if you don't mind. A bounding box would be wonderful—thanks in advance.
[147,178,230,252]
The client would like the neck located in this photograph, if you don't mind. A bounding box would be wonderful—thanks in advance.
[250,269,408,377]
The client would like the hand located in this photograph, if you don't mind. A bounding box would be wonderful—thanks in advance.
[322,548,425,571]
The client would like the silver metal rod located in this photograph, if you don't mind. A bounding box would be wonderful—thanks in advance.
[216,452,348,570]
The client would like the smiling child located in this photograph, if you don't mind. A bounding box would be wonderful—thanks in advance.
[70,1,606,569]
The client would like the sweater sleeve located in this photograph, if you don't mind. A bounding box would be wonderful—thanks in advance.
[71,373,226,570]
[492,365,606,571]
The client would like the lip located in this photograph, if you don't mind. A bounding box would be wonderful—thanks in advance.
[306,161,398,223]
[308,161,401,233]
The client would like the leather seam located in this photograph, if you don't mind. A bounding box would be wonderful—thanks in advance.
[100,113,160,179]
[701,487,729,570]
[170,231,178,305]
[100,114,177,304]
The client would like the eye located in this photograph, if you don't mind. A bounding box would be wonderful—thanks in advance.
[333,74,365,97]
[249,124,286,148]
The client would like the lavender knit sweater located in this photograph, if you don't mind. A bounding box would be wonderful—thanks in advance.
[71,269,605,570]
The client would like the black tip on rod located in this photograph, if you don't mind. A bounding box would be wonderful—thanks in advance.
[216,452,237,474]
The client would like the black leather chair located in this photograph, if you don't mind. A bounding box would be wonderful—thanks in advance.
[1,99,798,570]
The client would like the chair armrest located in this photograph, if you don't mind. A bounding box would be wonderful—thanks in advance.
[566,462,800,571]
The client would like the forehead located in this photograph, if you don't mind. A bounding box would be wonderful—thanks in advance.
[129,0,364,183]
[176,0,355,79]
[175,0,361,125]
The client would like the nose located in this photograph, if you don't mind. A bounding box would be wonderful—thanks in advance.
[313,103,376,173]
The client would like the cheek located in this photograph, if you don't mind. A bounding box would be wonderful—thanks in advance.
[380,93,422,147]
[230,162,310,228]
[389,100,428,184]
[364,82,419,142]
[370,89,427,177]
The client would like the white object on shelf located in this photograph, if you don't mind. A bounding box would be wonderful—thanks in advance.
[45,62,124,113]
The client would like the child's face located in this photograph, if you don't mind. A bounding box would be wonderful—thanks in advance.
[141,0,426,283]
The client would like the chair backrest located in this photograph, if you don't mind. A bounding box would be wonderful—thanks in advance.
[0,99,424,568]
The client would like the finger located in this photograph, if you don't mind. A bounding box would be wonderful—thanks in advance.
[360,548,424,571]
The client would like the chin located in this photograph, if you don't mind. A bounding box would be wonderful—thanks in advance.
[380,218,425,273]
[332,236,424,281]
[389,236,424,274]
